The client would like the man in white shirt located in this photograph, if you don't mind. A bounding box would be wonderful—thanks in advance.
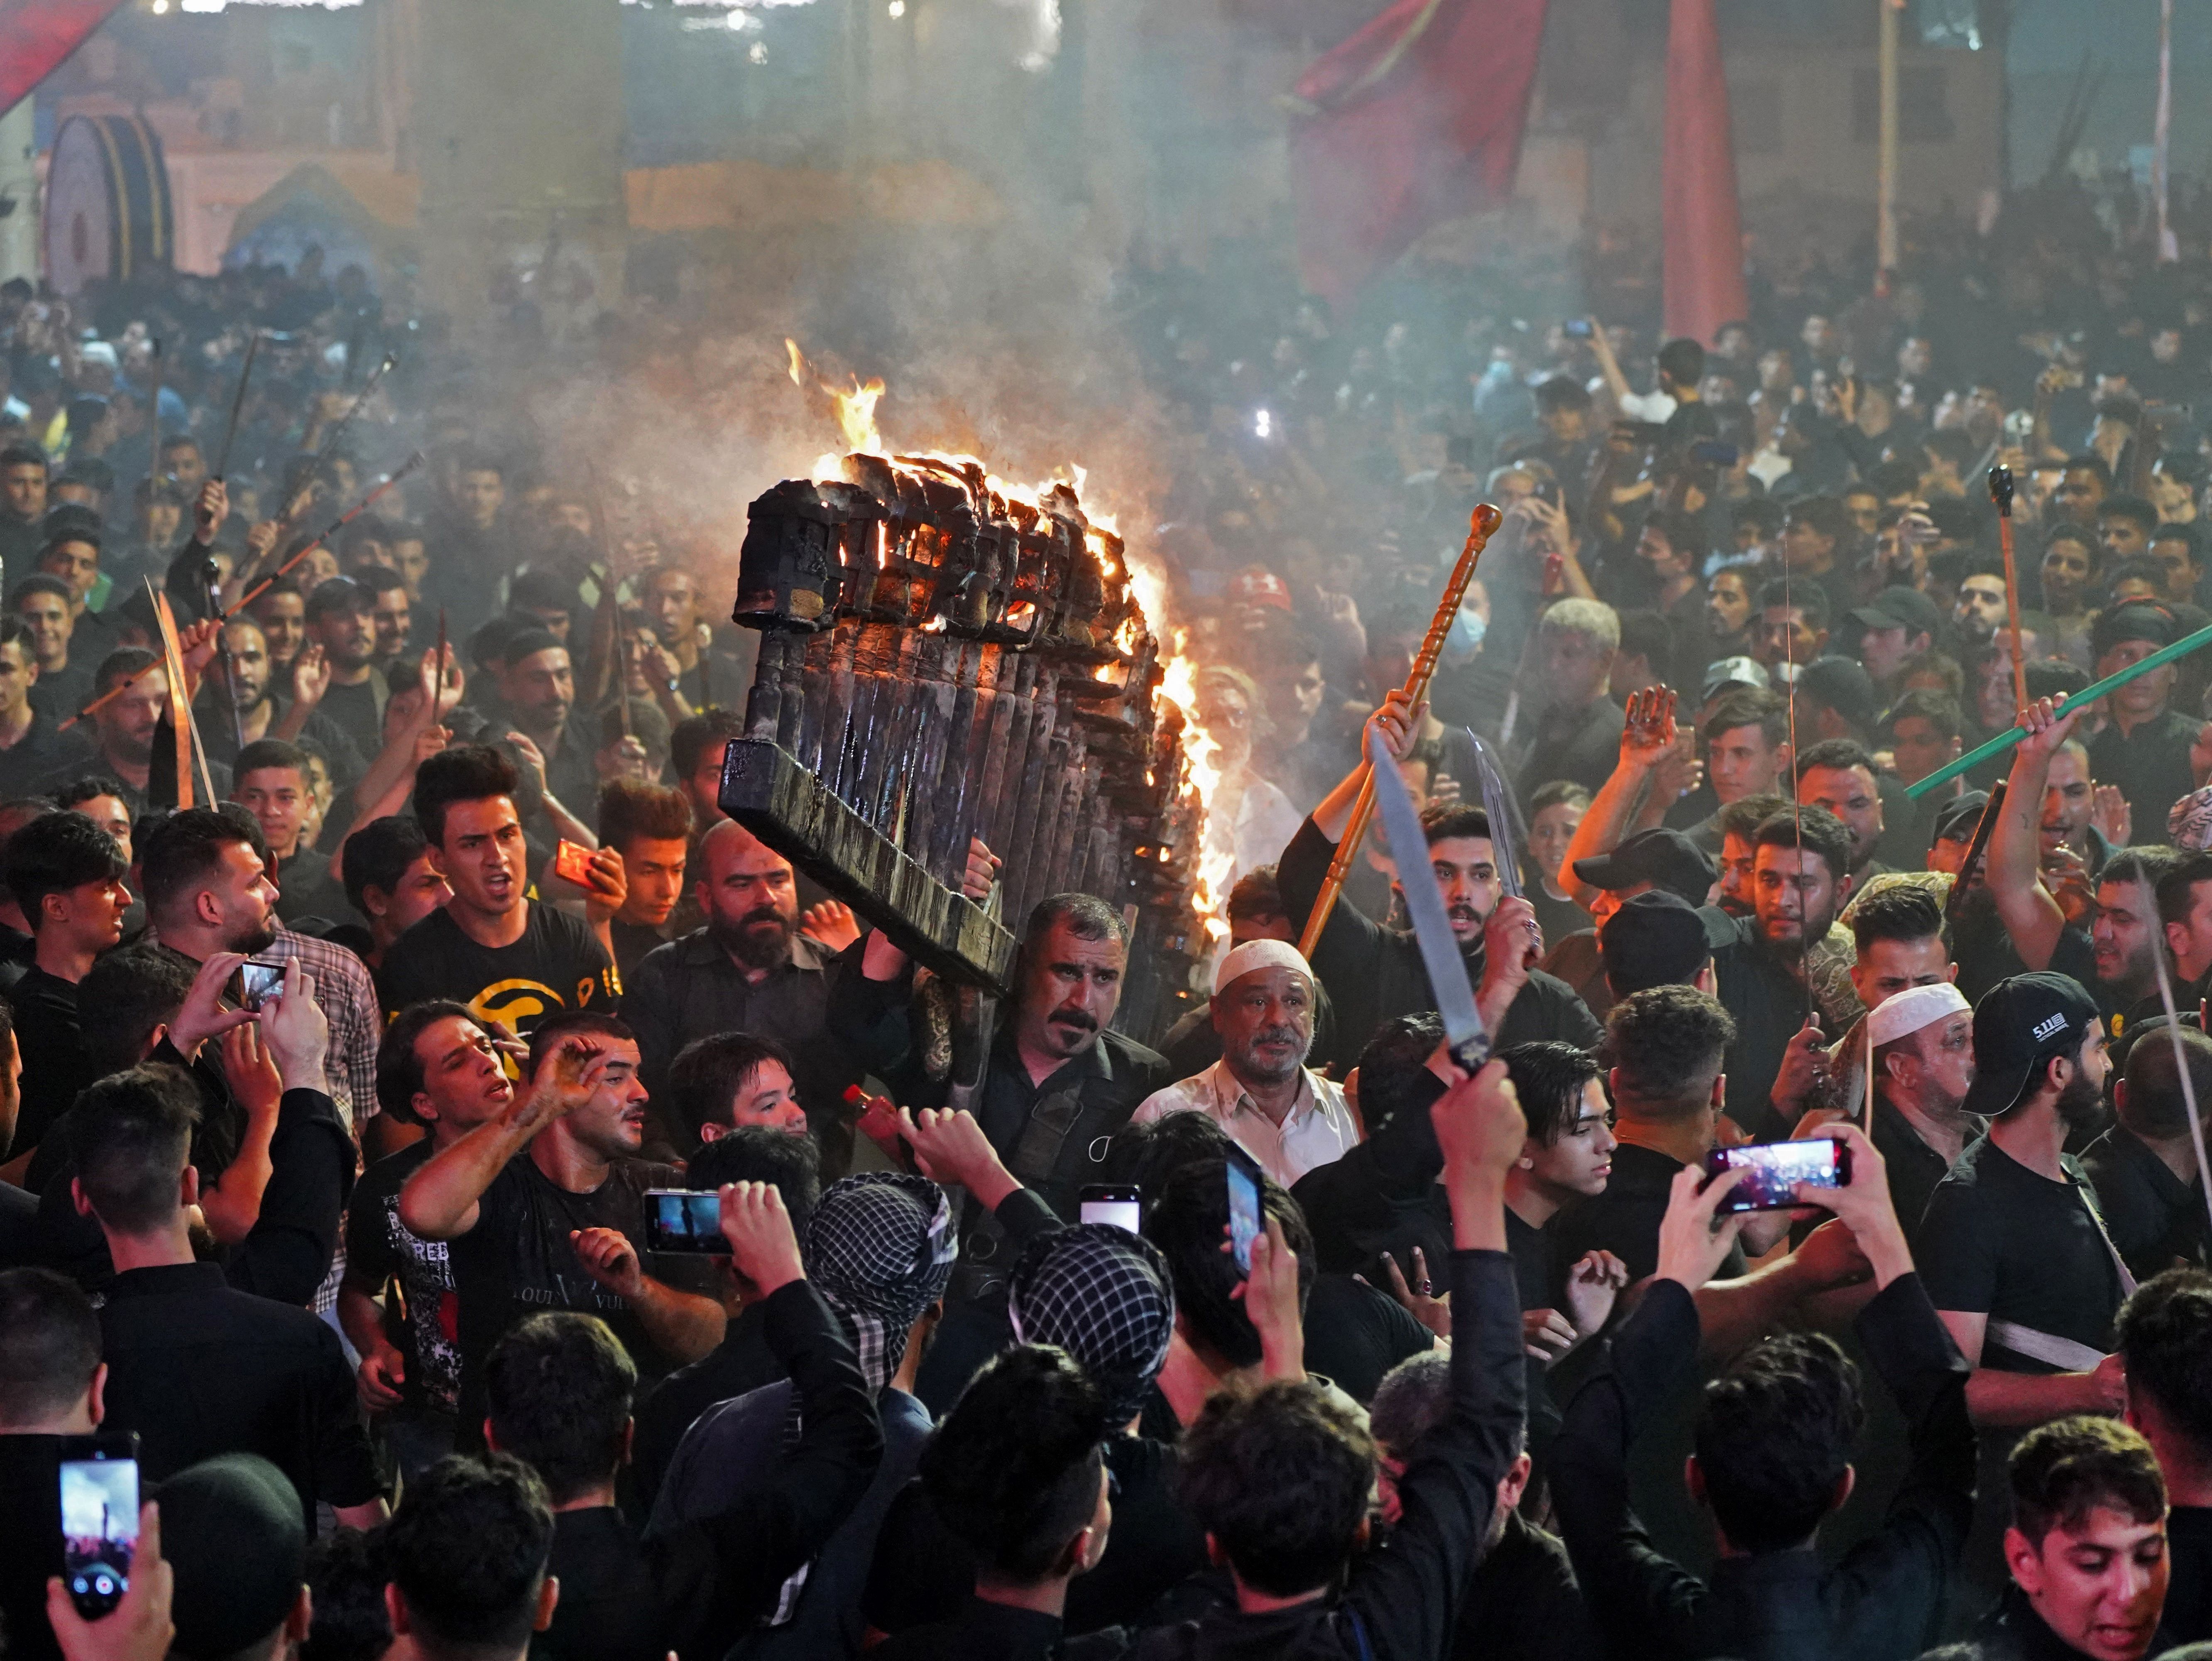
[1133,939,1356,1185]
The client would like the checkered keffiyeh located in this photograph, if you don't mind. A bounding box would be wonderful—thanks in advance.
[2173,788,2212,853]
[1007,1225,1175,1426]
[803,1173,959,1393]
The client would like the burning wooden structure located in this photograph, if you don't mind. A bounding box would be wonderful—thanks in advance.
[718,450,1210,1039]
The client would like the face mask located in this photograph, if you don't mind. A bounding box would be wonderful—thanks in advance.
[1443,605,1487,664]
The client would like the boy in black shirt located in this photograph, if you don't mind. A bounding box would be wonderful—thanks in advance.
[379,743,619,1035]
[1,808,128,1159]
[395,1009,723,1436]
[339,1000,521,1478]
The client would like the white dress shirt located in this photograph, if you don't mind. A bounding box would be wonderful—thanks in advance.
[1133,1058,1358,1187]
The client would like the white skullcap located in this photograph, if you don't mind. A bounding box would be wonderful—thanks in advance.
[1867,982,1972,1047]
[1211,938,1316,999]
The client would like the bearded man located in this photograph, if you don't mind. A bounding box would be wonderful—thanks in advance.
[627,818,867,1168]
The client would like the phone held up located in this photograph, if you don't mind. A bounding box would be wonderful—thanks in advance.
[1079,1184,1142,1234]
[644,1189,729,1254]
[1225,1148,1264,1275]
[553,840,595,889]
[1703,1139,1852,1213]
[59,1433,139,1621]
[238,958,286,1011]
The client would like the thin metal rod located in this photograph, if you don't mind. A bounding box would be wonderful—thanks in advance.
[212,331,261,480]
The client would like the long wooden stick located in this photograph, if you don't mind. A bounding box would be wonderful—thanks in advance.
[1297,502,1503,957]
[1989,464,2028,719]
[1906,618,2212,796]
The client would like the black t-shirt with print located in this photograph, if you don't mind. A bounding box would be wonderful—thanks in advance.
[450,1152,709,1439]
[343,1139,468,1418]
[379,902,619,1034]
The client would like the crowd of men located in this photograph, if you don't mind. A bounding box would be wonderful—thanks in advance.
[11,166,2212,1661]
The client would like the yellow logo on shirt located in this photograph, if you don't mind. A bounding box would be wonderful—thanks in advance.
[470,979,568,1030]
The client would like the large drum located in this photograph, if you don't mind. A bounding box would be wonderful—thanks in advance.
[43,113,174,295]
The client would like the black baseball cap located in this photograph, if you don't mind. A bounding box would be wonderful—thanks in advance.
[1600,890,1733,997]
[1572,827,1718,904]
[1796,657,1877,730]
[1848,585,1943,643]
[1960,972,2103,1120]
[1930,790,1992,846]
[2093,601,2178,661]
[160,1453,308,1660]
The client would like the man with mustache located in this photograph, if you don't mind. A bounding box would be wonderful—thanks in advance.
[1132,938,1353,1186]
[627,817,873,1169]
[1277,691,1602,1073]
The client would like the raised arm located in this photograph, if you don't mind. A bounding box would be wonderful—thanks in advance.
[1559,687,1680,906]
[1986,696,2075,973]
[398,1039,606,1239]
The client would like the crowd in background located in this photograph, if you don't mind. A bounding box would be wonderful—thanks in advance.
[9,162,2212,1661]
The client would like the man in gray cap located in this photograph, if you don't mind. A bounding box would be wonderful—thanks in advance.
[1849,585,1943,695]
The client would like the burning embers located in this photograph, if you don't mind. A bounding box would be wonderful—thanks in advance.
[730,348,1227,1010]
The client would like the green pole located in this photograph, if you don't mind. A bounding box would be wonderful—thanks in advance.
[1904,619,2212,799]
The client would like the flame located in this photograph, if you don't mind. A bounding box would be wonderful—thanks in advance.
[783,348,1234,957]
[836,377,886,455]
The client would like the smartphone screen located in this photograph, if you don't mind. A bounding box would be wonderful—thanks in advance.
[60,1451,138,1619]
[644,1189,729,1254]
[239,959,285,1011]
[1226,1158,1261,1276]
[1705,1140,1847,1213]
[1079,1185,1141,1233]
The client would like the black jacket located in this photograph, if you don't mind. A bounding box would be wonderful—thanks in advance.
[1550,1273,1974,1661]
[1131,1249,1525,1661]
[1277,818,1602,1073]
[534,1279,885,1661]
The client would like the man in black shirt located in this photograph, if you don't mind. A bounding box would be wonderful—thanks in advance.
[397,1010,724,1430]
[2114,1267,2212,1647]
[871,1346,1116,1661]
[494,628,598,818]
[1854,981,1982,1241]
[1277,690,1601,1073]
[339,1002,520,1479]
[301,576,387,761]
[14,576,93,731]
[1370,1347,1601,1661]
[1513,598,1629,803]
[379,744,619,1036]
[2085,1023,2212,1282]
[1,809,128,1160]
[596,779,692,978]
[0,442,48,572]
[337,815,451,984]
[66,1055,382,1531]
[2094,848,2179,1029]
[835,889,1170,1241]
[1549,1121,1975,1661]
[2087,603,2200,845]
[628,818,879,1166]
[31,648,176,819]
[1708,804,1858,1141]
[1918,972,2129,1602]
[0,618,87,798]
[0,1267,107,1661]
[232,738,351,924]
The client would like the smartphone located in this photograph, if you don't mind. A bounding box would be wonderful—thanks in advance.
[1563,318,1595,338]
[1225,1153,1262,1276]
[644,1189,729,1254]
[1703,1140,1851,1213]
[238,958,286,1011]
[59,1435,139,1621]
[553,840,594,888]
[1079,1183,1142,1233]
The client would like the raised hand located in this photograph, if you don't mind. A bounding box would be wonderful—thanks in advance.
[291,643,330,709]
[1229,1214,1306,1381]
[959,837,1003,903]
[166,951,257,1057]
[717,1181,806,1296]
[800,900,861,953]
[582,846,627,926]
[1375,1247,1451,1340]
[2090,783,2132,848]
[2016,694,2081,760]
[1363,688,1427,767]
[193,478,228,544]
[1654,1163,1747,1292]
[897,1105,1017,1208]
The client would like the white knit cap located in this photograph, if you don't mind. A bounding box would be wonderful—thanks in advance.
[1211,938,1316,999]
[1867,982,1972,1047]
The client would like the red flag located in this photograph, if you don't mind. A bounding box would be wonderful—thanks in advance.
[0,0,130,116]
[1288,0,1550,313]
[1662,0,1748,346]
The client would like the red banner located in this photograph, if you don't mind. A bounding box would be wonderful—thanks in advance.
[1661,0,1748,345]
[0,0,130,117]
[1288,0,1551,313]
